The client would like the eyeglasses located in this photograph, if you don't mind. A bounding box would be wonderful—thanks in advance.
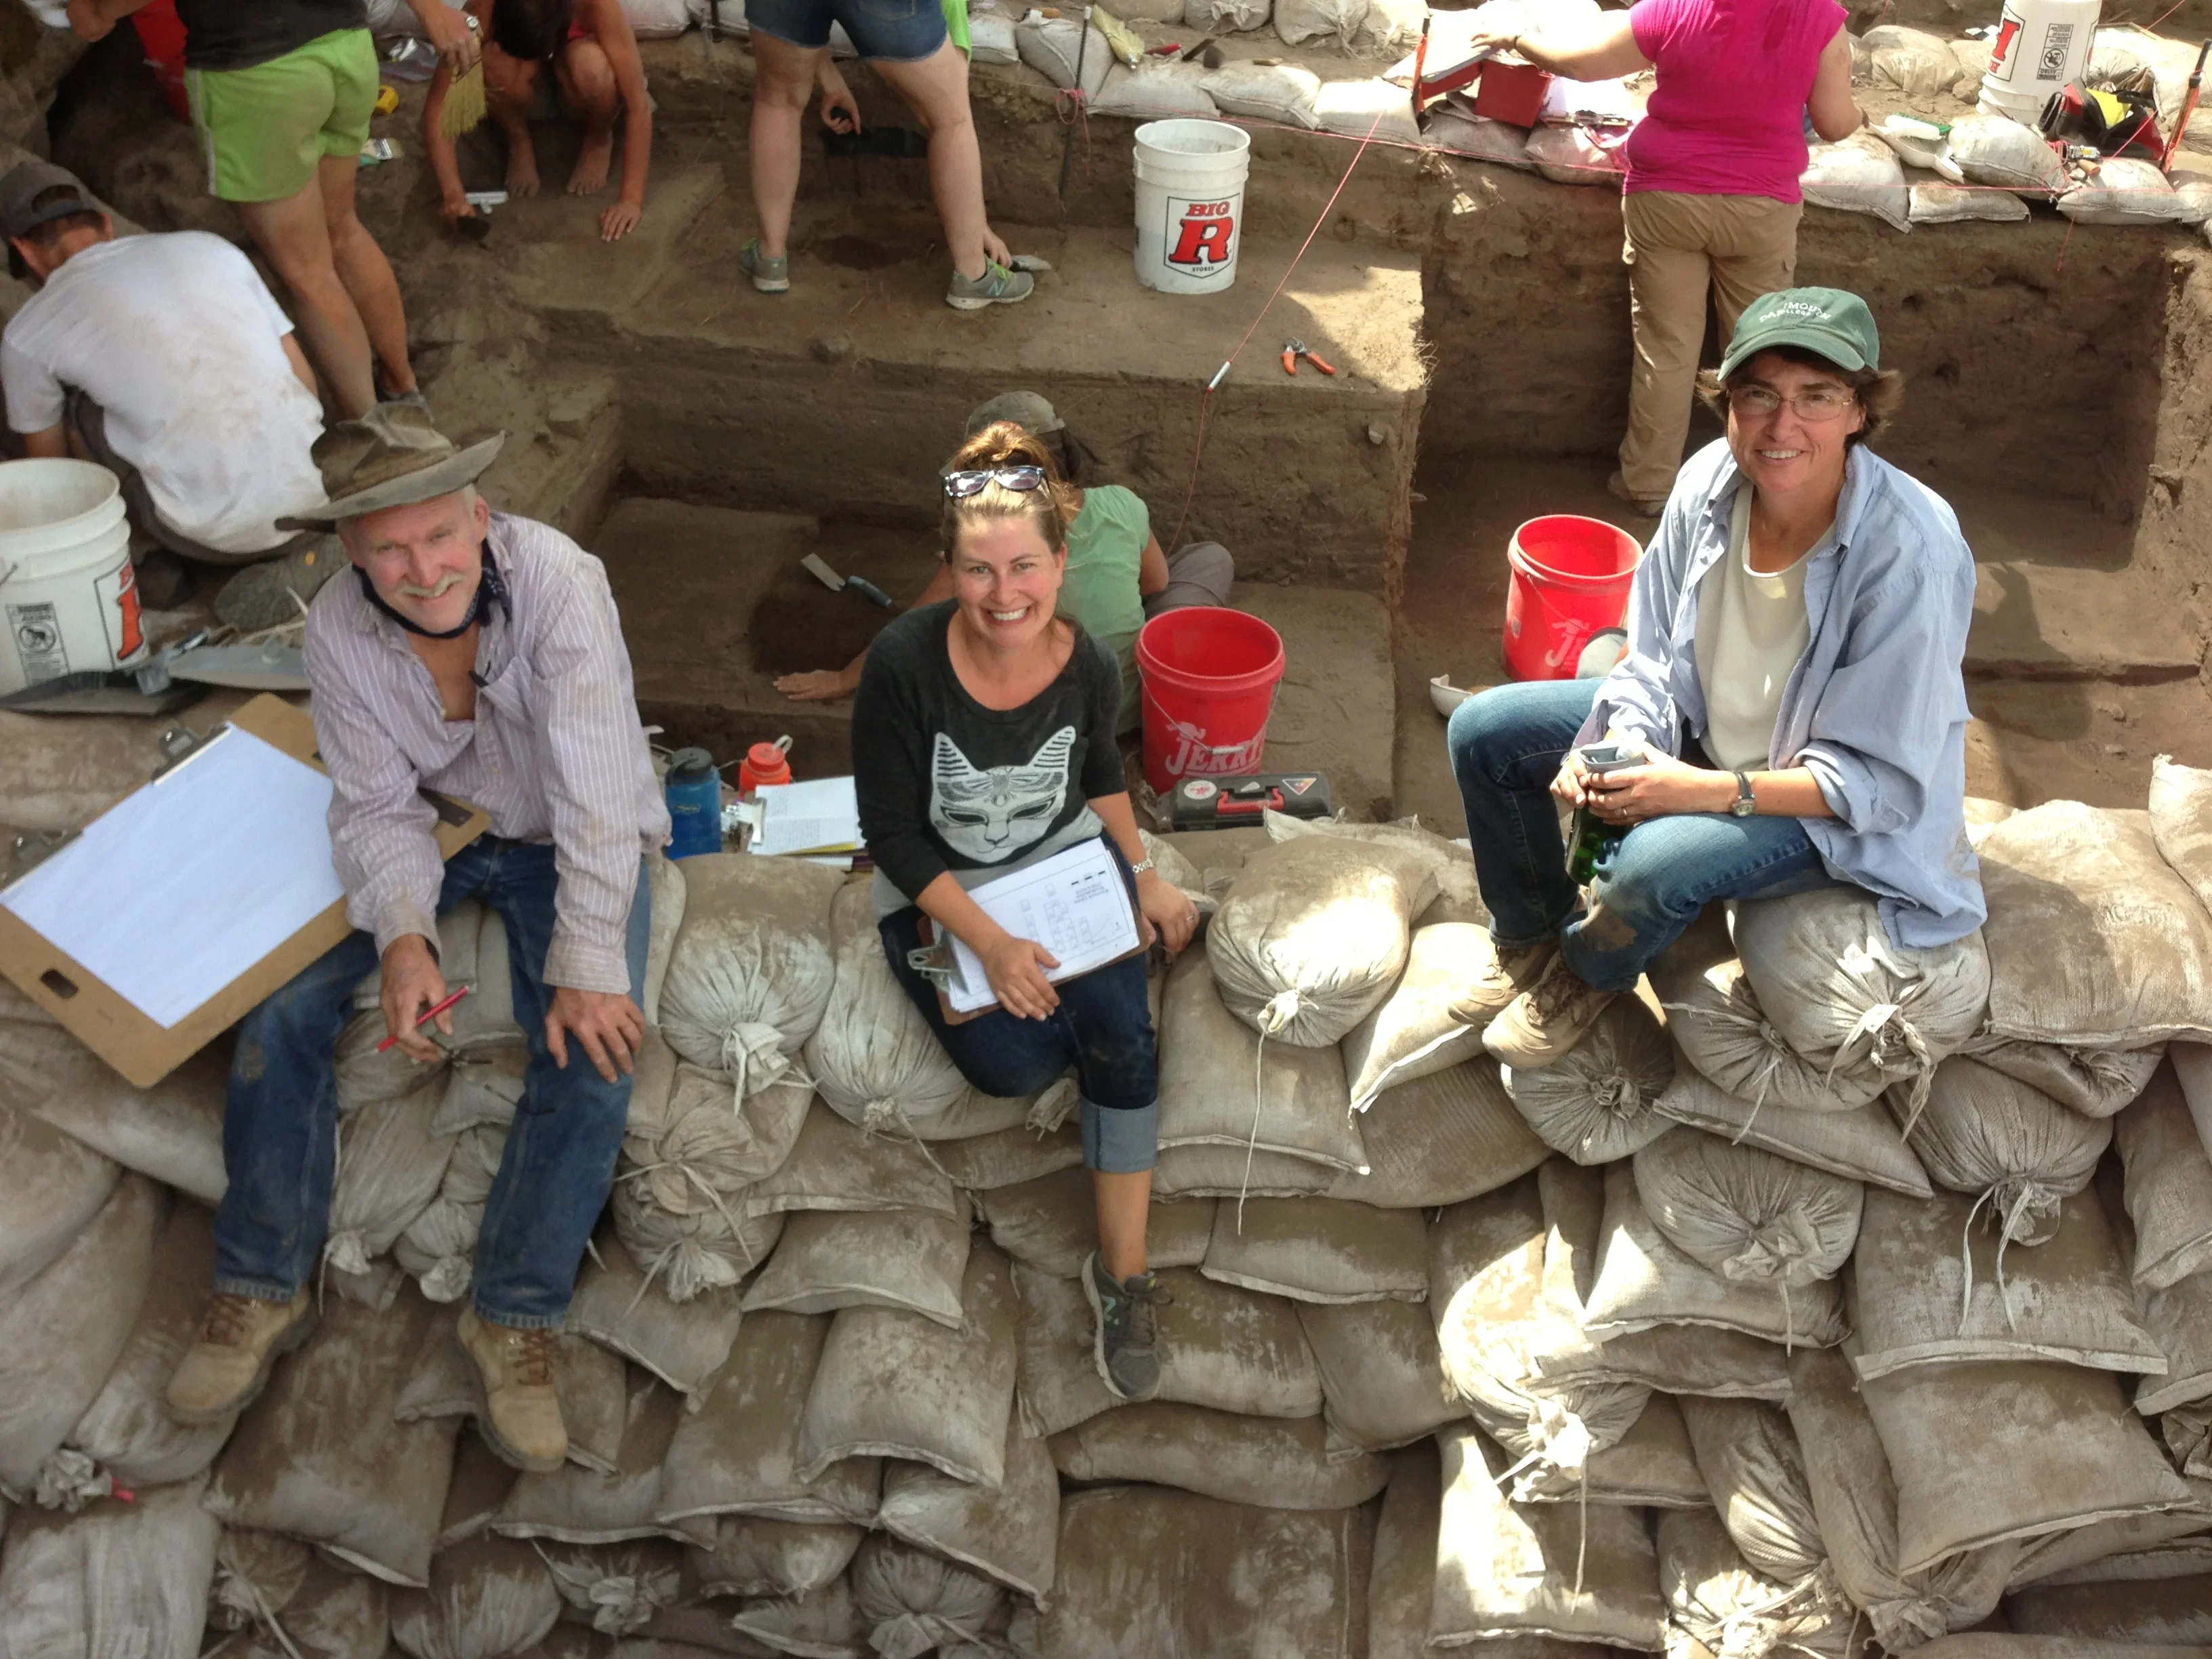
[943,466,1046,498]
[1731,384,1857,422]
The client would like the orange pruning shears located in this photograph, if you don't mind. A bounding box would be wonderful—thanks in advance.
[1281,337,1338,376]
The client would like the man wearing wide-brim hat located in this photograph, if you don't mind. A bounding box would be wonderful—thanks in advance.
[167,405,670,1475]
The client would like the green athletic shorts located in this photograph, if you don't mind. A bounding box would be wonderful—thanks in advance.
[187,28,379,203]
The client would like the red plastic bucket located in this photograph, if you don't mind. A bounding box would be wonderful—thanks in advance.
[132,0,190,124]
[1135,606,1285,796]
[1503,515,1642,681]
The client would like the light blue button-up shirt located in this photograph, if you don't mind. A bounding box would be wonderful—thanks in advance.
[1576,437,1986,949]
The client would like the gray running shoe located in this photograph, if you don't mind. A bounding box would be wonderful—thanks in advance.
[1083,1251,1162,1401]
[740,238,790,294]
[946,258,1034,311]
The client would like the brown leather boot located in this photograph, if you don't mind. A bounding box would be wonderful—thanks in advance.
[1485,954,1620,1069]
[457,1308,567,1473]
[166,1289,314,1424]
[1448,936,1557,1033]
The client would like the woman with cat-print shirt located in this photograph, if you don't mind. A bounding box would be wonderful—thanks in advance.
[853,421,1199,1402]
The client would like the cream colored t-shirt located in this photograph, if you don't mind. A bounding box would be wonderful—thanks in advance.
[1693,488,1820,775]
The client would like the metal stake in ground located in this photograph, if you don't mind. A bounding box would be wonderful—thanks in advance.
[1059,7,1094,203]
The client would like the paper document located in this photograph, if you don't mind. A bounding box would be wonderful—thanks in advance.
[945,838,1143,1015]
[749,776,862,857]
[1,726,344,1029]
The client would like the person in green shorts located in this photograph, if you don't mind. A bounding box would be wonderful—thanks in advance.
[64,0,464,419]
[775,391,1235,733]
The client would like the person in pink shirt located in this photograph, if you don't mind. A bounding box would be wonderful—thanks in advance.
[1471,1,1862,514]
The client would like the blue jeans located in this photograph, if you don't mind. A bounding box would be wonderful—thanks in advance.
[1447,678,1833,993]
[878,840,1159,1174]
[213,838,650,1330]
[746,0,947,60]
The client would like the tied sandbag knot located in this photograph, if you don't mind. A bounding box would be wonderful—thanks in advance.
[1496,1401,1594,1599]
[872,1612,985,1659]
[1027,1076,1078,1134]
[1832,991,1936,1129]
[212,1553,308,1659]
[857,1097,955,1182]
[417,1253,473,1303]
[1959,1183,2045,1335]
[1721,1214,1824,1288]
[586,1574,672,1635]
[720,1021,805,1104]
[323,1229,373,1277]
[1591,1073,1646,1123]
[31,1448,111,1513]
[1257,988,1302,1037]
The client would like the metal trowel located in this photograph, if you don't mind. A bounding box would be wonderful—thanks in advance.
[801,554,895,608]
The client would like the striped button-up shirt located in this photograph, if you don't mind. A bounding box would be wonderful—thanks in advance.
[304,511,670,994]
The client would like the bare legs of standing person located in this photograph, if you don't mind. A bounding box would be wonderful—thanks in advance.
[234,154,416,419]
[748,31,820,263]
[871,40,988,283]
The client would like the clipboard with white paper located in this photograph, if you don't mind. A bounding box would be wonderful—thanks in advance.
[0,694,488,1087]
[937,837,1145,1019]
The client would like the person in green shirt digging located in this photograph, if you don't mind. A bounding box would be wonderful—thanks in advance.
[775,390,1235,732]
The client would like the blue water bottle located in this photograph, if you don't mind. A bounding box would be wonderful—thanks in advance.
[663,747,724,859]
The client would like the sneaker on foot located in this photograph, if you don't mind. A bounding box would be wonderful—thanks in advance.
[1484,953,1619,1069]
[1082,1251,1162,1401]
[166,1289,314,1424]
[946,258,1034,311]
[740,237,790,294]
[1448,936,1557,1033]
[457,1308,567,1473]
[1605,470,1666,518]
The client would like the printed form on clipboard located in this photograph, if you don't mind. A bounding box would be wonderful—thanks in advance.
[942,838,1145,1017]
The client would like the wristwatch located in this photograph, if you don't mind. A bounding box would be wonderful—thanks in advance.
[1729,771,1757,818]
[1128,856,1155,876]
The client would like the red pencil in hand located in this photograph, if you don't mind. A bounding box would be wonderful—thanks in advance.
[377,985,472,1052]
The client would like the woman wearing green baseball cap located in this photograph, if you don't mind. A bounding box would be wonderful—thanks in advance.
[1448,287,1982,1070]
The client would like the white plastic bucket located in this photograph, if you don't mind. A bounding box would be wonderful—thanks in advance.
[1980,0,2100,123]
[1133,119,1252,294]
[0,459,142,695]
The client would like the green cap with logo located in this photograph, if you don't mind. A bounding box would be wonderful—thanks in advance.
[1719,287,1881,380]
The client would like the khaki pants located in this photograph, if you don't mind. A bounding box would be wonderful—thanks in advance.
[1617,190,1803,501]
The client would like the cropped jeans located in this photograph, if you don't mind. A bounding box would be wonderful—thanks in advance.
[213,837,650,1330]
[879,838,1159,1174]
[1448,678,1835,992]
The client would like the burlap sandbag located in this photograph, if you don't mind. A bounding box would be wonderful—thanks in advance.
[388,1534,560,1659]
[804,879,966,1132]
[1261,808,1484,926]
[682,1513,865,1599]
[1634,1125,1862,1292]
[2007,1486,2212,1590]
[395,1327,627,1477]
[490,1367,680,1544]
[2135,1235,2212,1416]
[1902,1057,2110,1247]
[655,853,842,1098]
[1430,1175,1651,1490]
[1200,1193,1427,1304]
[654,1311,881,1528]
[1656,1506,1858,1659]
[1584,1161,1846,1348]
[0,1172,161,1498]
[1009,1483,1374,1659]
[1658,1065,1933,1197]
[0,1095,118,1300]
[1144,1266,1326,1418]
[1298,1296,1465,1456]
[1503,996,1675,1165]
[1914,1639,2211,1659]
[1735,885,1990,1115]
[1049,1401,1387,1509]
[849,1532,1006,1659]
[1963,1035,2166,1120]
[1651,907,1885,1111]
[2005,1574,2212,1643]
[1328,1057,1550,1208]
[1432,1422,1666,1649]
[54,1198,234,1499]
[877,1413,1057,1602]
[1678,1394,1825,1582]
[1010,1260,1122,1439]
[1534,1158,1795,1403]
[797,1243,1018,1487]
[1158,945,1366,1174]
[729,1576,869,1657]
[640,846,685,1026]
[1847,1185,2164,1378]
[741,1200,972,1327]
[2150,752,2212,915]
[978,1167,1212,1279]
[1980,803,2212,1047]
[743,1100,962,1220]
[565,1225,744,1397]
[2116,1054,2212,1290]
[3,1027,229,1208]
[392,1121,504,1304]
[1206,835,1437,1047]
[1152,1140,1338,1200]
[205,1530,389,1659]
[1862,1355,2197,1575]
[622,1068,812,1225]
[935,1118,1082,1191]
[206,1286,458,1586]
[1368,1447,1446,1659]
[1785,1344,2015,1650]
[1511,1391,1709,1508]
[611,1171,785,1306]
[535,1538,684,1636]
[324,1079,455,1278]
[1341,921,1494,1110]
[0,1471,218,1659]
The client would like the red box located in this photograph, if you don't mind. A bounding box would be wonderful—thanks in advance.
[1474,58,1553,129]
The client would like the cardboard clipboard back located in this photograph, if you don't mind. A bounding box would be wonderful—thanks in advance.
[0,693,489,1089]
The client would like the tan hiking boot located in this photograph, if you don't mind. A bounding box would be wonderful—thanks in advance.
[1448,937,1558,1033]
[166,1289,314,1424]
[1484,954,1619,1069]
[457,1309,567,1473]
